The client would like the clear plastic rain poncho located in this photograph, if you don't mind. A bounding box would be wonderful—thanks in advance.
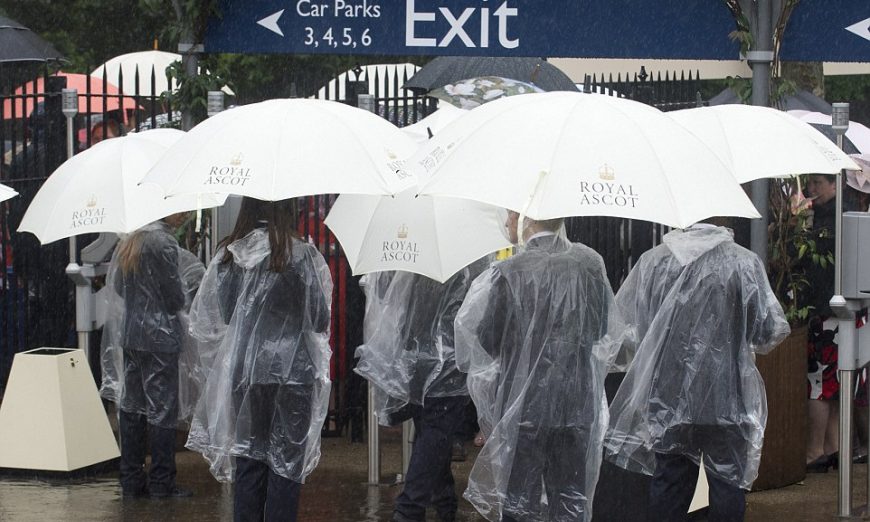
[175,248,210,422]
[605,225,790,489]
[185,228,333,483]
[454,233,624,522]
[354,258,488,425]
[100,222,192,429]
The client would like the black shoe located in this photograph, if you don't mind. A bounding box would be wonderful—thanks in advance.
[150,486,193,498]
[829,452,840,470]
[854,454,869,464]
[806,455,831,473]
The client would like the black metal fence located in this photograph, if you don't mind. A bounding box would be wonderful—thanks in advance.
[0,65,176,393]
[0,62,703,438]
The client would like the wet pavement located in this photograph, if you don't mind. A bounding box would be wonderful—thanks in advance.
[0,427,868,521]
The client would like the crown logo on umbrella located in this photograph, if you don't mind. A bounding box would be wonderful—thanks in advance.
[86,195,97,208]
[599,164,615,181]
[230,153,243,166]
[397,223,409,239]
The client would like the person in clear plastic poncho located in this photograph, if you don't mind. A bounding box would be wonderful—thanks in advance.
[454,211,624,522]
[99,213,194,498]
[605,223,790,521]
[185,197,332,522]
[355,257,488,522]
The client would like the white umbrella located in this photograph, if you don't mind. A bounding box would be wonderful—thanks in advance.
[90,50,234,97]
[787,110,870,154]
[669,105,860,183]
[141,98,419,201]
[401,103,465,143]
[412,91,760,229]
[325,189,511,283]
[18,129,226,244]
[0,183,18,202]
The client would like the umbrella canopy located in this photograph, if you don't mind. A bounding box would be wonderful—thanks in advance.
[0,16,64,63]
[325,103,503,282]
[141,98,418,201]
[2,72,138,119]
[404,57,578,94]
[412,92,760,229]
[787,110,870,154]
[18,129,226,244]
[847,154,870,194]
[0,183,18,202]
[668,105,860,183]
[400,104,465,143]
[429,76,544,110]
[90,50,181,97]
[325,189,510,283]
[709,87,832,113]
[90,50,234,98]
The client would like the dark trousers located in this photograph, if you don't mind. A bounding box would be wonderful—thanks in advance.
[502,426,589,522]
[394,396,469,522]
[234,456,301,522]
[119,411,177,495]
[119,350,179,496]
[649,452,746,522]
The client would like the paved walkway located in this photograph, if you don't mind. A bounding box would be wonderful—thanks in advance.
[0,428,866,521]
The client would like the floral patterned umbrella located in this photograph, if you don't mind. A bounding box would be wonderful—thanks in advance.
[428,76,543,110]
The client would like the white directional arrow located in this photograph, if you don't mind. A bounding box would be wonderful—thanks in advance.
[845,17,870,43]
[257,9,285,37]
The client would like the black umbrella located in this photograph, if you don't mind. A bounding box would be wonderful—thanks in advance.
[0,16,64,63]
[807,122,861,155]
[404,57,578,93]
[708,87,832,114]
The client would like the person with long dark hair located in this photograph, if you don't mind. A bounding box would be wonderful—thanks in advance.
[186,197,332,522]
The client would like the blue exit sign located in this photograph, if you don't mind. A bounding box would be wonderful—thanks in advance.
[205,1,742,59]
[205,1,869,62]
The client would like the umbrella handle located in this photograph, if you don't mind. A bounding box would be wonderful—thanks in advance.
[195,194,203,233]
[517,170,549,248]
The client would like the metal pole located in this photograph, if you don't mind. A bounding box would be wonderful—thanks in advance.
[366,383,380,485]
[206,91,225,259]
[832,102,851,517]
[840,364,855,517]
[832,103,848,296]
[62,89,77,264]
[359,93,381,485]
[61,89,92,356]
[177,42,202,132]
[747,0,774,264]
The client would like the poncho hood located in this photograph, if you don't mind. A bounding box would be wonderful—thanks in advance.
[662,225,733,266]
[227,227,271,269]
